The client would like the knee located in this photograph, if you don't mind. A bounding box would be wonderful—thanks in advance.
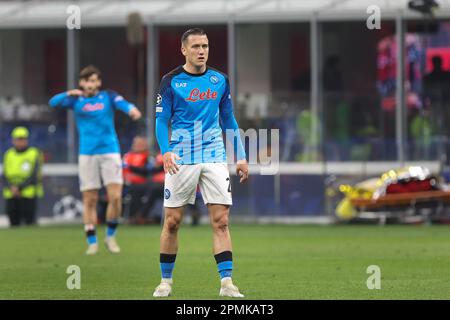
[109,192,122,207]
[165,215,182,234]
[212,212,229,233]
[84,195,98,208]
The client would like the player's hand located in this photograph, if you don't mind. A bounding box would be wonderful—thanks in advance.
[129,107,142,121]
[163,152,181,175]
[67,89,83,96]
[236,159,249,183]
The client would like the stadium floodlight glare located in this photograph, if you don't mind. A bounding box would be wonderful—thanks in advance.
[408,0,440,16]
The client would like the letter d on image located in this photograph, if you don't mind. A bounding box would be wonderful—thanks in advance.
[66,265,81,290]
[366,265,381,290]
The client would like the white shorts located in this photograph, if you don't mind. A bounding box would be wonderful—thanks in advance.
[78,153,123,192]
[163,163,232,207]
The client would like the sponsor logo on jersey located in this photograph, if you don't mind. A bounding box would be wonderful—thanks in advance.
[210,75,219,84]
[175,82,187,88]
[82,103,105,112]
[185,88,218,102]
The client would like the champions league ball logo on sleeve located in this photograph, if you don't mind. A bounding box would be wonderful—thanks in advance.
[156,94,162,105]
[156,94,163,112]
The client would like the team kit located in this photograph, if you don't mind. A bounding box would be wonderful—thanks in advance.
[48,28,249,298]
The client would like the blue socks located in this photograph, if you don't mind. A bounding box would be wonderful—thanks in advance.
[106,220,119,238]
[214,251,233,279]
[84,221,118,246]
[160,253,176,279]
[85,224,97,245]
[158,251,233,281]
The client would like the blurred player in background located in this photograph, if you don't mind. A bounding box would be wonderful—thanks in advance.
[123,136,201,225]
[48,65,142,255]
[123,135,164,224]
[2,127,44,227]
[152,28,248,298]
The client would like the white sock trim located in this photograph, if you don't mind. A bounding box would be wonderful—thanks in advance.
[84,224,95,231]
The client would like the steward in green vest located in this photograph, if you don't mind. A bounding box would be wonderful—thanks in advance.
[2,127,43,226]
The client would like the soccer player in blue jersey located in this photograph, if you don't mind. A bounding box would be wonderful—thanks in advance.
[153,28,249,298]
[49,66,142,255]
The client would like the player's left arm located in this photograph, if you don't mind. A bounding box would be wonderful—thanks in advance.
[219,78,249,183]
[107,90,142,120]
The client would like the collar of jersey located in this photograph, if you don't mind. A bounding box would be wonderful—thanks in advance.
[82,91,101,99]
[181,66,209,77]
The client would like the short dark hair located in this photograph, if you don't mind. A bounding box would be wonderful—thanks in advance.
[79,65,101,80]
[181,28,206,44]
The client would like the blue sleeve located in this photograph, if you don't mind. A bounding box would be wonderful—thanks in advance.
[49,92,76,109]
[107,90,135,114]
[155,116,170,155]
[219,79,246,161]
[154,75,173,155]
[155,75,173,120]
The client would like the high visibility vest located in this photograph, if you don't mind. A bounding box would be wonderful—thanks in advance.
[3,147,44,199]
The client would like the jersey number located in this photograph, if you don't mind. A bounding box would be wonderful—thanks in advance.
[226,177,231,193]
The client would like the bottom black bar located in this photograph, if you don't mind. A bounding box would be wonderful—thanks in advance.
[0,300,442,318]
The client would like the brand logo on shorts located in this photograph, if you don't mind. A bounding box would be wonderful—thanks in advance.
[164,188,171,200]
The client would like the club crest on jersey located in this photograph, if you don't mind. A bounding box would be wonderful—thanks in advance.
[185,88,218,102]
[209,75,219,84]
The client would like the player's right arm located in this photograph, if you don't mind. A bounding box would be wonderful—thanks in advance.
[154,75,180,175]
[48,89,81,109]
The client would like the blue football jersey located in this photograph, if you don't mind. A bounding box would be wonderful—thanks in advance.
[155,66,235,164]
[49,90,134,155]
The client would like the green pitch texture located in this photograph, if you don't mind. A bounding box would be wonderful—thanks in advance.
[1,224,450,299]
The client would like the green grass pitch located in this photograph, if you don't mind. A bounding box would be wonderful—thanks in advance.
[1,223,450,299]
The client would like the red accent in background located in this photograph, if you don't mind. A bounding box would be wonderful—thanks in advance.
[426,47,450,73]
[381,96,396,112]
[291,33,309,78]
[44,40,66,95]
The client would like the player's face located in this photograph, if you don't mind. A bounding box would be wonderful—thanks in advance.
[79,74,102,97]
[182,34,209,69]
